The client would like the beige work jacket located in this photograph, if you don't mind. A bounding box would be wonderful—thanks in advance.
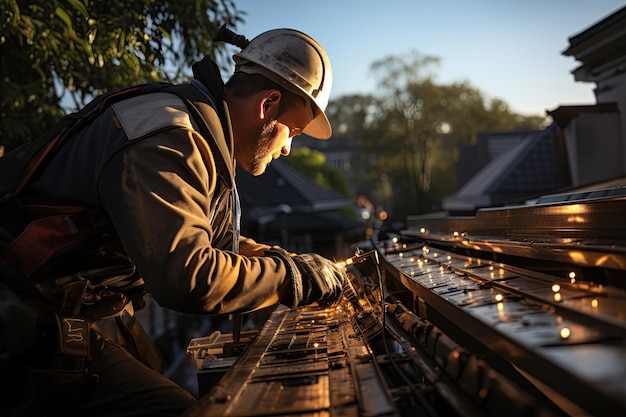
[97,93,291,314]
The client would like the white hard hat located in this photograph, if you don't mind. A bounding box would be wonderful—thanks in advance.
[233,29,333,139]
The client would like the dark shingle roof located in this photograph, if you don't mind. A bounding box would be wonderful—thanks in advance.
[443,125,570,212]
[236,160,352,213]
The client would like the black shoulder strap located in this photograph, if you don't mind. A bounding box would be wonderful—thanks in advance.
[161,84,235,188]
[0,83,171,237]
[0,82,235,238]
[1,83,170,197]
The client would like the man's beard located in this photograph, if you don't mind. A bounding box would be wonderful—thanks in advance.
[248,119,279,176]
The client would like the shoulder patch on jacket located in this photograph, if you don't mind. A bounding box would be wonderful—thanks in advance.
[111,92,193,140]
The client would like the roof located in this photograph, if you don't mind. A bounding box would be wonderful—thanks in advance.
[562,5,626,82]
[263,212,365,234]
[442,125,569,213]
[546,103,619,129]
[236,160,353,214]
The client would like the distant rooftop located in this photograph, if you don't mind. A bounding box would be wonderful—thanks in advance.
[443,125,570,213]
[236,160,353,214]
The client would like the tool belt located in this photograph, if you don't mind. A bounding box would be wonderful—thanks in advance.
[1,250,165,397]
[93,302,166,373]
[36,259,166,374]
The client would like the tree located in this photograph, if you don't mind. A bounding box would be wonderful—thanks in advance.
[351,51,546,220]
[325,93,376,139]
[0,0,243,152]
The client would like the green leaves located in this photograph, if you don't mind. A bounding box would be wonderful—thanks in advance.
[54,7,72,31]
[327,52,546,219]
[3,0,21,27]
[66,0,88,18]
[282,148,351,198]
[0,0,243,151]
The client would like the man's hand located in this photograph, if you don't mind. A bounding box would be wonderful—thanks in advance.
[267,247,346,308]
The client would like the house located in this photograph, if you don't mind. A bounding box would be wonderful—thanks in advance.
[554,5,626,187]
[441,5,626,214]
[442,126,570,214]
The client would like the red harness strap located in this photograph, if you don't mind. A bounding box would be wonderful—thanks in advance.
[1,85,150,279]
[2,205,100,280]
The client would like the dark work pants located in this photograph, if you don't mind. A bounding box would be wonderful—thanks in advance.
[45,336,197,417]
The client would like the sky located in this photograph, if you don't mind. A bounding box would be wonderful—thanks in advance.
[231,0,626,116]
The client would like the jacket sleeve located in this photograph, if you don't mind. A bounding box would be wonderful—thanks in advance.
[239,236,271,257]
[97,129,291,314]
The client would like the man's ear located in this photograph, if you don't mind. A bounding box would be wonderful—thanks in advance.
[259,90,282,120]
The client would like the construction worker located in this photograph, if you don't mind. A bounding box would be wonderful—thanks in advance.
[0,27,344,416]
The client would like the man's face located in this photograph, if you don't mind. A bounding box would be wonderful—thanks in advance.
[244,98,312,176]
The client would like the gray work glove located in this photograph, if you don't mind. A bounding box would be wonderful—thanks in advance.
[267,247,346,308]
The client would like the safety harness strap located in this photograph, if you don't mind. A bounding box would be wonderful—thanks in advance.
[2,208,100,280]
